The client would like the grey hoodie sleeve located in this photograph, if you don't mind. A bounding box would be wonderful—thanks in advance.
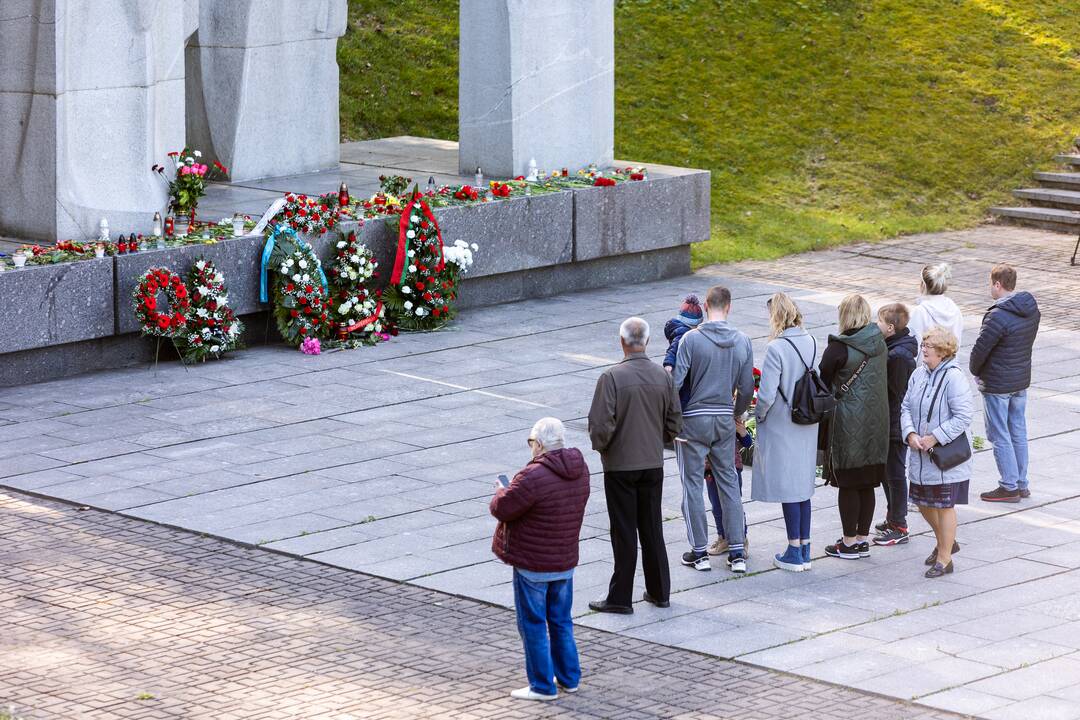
[733,335,755,417]
[672,331,692,393]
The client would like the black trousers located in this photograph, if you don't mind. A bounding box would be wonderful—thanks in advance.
[604,467,670,607]
[838,486,876,538]
[882,441,909,527]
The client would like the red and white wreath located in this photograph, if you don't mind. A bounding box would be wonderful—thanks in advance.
[277,192,341,236]
[133,267,190,338]
[329,230,385,340]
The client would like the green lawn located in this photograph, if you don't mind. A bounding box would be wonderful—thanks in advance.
[339,0,1080,267]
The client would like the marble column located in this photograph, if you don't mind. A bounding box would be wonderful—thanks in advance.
[0,0,186,241]
[186,0,347,182]
[458,0,615,178]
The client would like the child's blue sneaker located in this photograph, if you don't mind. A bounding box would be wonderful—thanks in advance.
[773,545,804,572]
[801,542,812,569]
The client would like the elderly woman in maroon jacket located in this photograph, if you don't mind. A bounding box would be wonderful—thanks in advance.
[490,417,591,702]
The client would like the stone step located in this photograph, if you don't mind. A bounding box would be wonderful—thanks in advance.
[1033,171,1080,191]
[990,206,1080,233]
[1013,187,1080,210]
[1053,154,1080,167]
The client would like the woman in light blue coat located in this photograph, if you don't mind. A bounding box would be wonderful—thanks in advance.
[901,325,974,578]
[752,293,819,572]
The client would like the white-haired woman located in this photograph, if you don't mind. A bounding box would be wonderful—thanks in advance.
[901,326,973,578]
[909,263,964,352]
[752,293,819,572]
[491,417,591,701]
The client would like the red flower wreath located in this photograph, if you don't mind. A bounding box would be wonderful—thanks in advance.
[133,267,190,338]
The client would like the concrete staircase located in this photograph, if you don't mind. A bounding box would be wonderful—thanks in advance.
[991,154,1080,232]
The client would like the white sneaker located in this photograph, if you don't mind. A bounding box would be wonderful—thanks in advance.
[557,682,579,694]
[510,687,557,702]
[728,556,747,574]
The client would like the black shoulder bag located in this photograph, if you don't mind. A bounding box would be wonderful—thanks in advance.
[925,368,972,471]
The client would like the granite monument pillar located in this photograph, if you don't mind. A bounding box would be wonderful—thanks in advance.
[0,0,187,241]
[458,0,615,178]
[186,0,347,182]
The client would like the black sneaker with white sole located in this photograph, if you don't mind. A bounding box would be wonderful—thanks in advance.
[727,553,746,574]
[858,541,870,558]
[874,520,890,534]
[872,526,909,546]
[824,539,860,559]
[681,549,711,571]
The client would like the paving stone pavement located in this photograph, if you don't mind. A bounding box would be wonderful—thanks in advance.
[0,491,961,720]
[2,224,1080,718]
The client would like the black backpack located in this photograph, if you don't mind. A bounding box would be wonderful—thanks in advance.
[777,337,838,425]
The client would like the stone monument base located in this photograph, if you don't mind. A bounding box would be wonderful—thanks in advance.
[0,137,708,386]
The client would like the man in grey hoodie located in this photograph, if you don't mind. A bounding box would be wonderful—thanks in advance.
[672,285,756,573]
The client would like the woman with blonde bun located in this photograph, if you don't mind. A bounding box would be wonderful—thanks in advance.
[909,263,964,352]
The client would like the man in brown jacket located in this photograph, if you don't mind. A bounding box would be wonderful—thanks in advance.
[587,317,682,613]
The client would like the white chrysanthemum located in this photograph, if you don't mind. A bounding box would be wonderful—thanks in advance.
[407,250,415,258]
[285,258,294,267]
[219,294,228,305]
[196,308,208,318]
[292,273,301,282]
[403,301,413,310]
[210,345,220,353]
[194,150,203,157]
[336,241,346,249]
[415,307,426,317]
[302,274,310,282]
[410,215,419,223]
[350,254,359,263]
[215,273,224,283]
[406,230,416,240]
[401,286,411,294]
[298,259,308,269]
[408,265,417,273]
[339,303,352,315]
[195,260,206,270]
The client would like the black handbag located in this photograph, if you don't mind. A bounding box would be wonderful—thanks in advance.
[924,367,972,471]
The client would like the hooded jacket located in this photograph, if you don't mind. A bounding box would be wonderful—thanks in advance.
[909,294,964,351]
[819,323,889,474]
[968,292,1041,395]
[901,358,974,486]
[671,320,755,419]
[884,329,919,442]
[490,447,591,573]
[663,318,694,370]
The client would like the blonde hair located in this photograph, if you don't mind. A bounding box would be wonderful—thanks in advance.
[768,292,803,339]
[922,325,959,360]
[837,294,872,334]
[921,263,952,296]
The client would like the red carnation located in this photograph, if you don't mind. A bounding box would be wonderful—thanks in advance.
[291,309,299,318]
[300,327,307,335]
[304,285,313,293]
[157,317,170,330]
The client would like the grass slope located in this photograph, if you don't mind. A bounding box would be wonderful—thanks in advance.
[339,0,1080,267]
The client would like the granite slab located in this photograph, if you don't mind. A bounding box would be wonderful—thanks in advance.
[573,169,710,261]
[0,257,115,353]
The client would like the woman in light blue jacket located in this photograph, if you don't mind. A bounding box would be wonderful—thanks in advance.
[752,293,819,572]
[901,325,974,578]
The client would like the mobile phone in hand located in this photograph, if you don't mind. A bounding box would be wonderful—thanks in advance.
[497,474,510,488]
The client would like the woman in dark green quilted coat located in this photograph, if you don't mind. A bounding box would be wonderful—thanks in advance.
[818,294,889,560]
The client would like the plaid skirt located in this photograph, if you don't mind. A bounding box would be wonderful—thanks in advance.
[910,480,969,509]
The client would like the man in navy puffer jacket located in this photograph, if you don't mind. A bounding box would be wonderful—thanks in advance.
[969,264,1041,503]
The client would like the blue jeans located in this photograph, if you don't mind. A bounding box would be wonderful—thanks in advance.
[983,390,1029,492]
[512,569,581,696]
[781,499,812,541]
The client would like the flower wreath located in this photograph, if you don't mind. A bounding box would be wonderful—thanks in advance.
[328,229,386,343]
[272,246,331,345]
[178,258,243,362]
[275,192,342,236]
[133,267,190,338]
